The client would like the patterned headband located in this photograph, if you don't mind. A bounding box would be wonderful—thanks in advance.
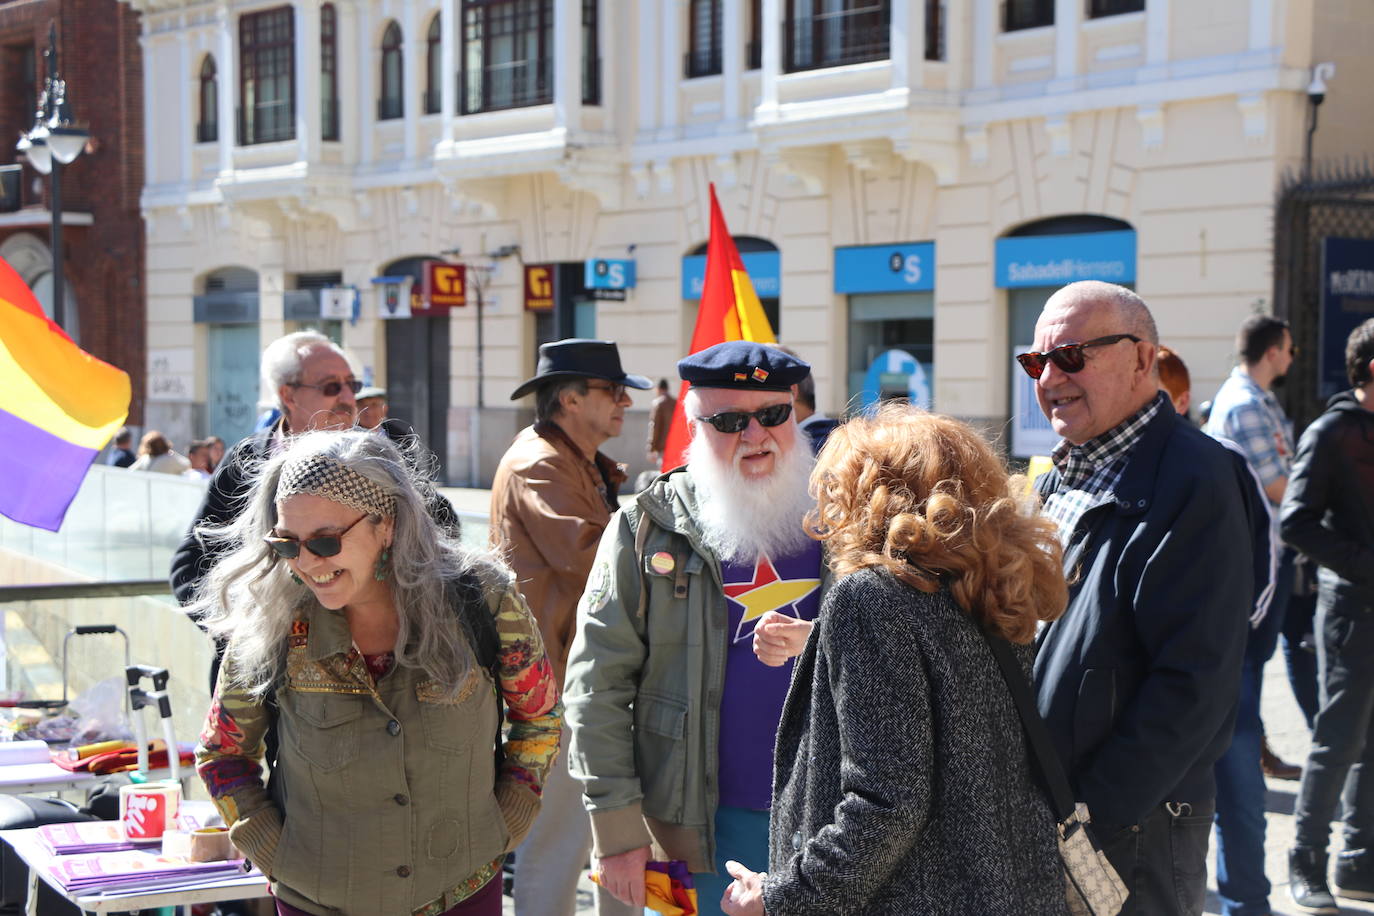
[277,454,396,518]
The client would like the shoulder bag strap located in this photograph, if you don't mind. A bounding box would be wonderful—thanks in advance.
[982,631,1077,824]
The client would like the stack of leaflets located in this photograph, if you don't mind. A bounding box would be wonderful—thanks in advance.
[46,849,254,895]
[38,816,206,855]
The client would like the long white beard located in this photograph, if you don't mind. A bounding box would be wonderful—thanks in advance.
[686,431,816,564]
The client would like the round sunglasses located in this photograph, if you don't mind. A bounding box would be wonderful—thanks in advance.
[265,514,367,559]
[289,378,364,398]
[696,402,792,434]
[1015,334,1141,379]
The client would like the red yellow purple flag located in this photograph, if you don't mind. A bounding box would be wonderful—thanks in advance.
[0,256,131,530]
[659,184,777,471]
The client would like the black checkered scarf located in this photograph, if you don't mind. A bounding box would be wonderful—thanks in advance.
[277,454,397,518]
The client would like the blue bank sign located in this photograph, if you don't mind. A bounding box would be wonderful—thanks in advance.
[681,252,781,300]
[834,242,936,293]
[1320,238,1374,399]
[584,258,636,290]
[995,230,1137,288]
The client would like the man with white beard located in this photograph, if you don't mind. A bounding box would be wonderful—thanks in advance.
[563,342,825,916]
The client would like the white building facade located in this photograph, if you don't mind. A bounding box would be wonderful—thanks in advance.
[126,0,1374,484]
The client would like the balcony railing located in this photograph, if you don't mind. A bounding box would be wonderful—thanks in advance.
[784,3,891,74]
[685,46,722,79]
[377,96,403,121]
[236,102,294,146]
[1088,0,1144,17]
[462,57,552,114]
[195,121,218,144]
[1003,0,1054,31]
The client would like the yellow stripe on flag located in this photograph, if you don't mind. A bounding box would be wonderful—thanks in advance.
[730,269,775,344]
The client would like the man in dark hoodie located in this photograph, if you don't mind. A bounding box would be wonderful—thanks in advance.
[1285,317,1374,914]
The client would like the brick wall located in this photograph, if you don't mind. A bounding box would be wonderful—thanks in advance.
[0,0,146,425]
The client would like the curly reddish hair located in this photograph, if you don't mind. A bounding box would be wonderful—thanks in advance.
[809,405,1067,644]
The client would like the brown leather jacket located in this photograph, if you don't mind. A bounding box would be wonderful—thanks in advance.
[490,422,626,680]
[648,394,676,455]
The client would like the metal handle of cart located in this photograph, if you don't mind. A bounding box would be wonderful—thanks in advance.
[9,625,132,714]
[126,664,179,783]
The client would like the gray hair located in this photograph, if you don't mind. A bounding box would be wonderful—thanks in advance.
[534,378,589,423]
[260,331,355,411]
[186,429,508,698]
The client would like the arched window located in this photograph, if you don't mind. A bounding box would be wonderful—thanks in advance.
[198,55,218,143]
[321,3,339,139]
[425,15,441,114]
[379,21,403,120]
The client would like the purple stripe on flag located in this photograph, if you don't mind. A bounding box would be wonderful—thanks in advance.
[0,407,98,532]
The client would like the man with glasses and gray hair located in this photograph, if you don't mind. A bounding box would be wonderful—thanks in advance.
[1023,282,1263,915]
[490,339,649,916]
[563,341,823,915]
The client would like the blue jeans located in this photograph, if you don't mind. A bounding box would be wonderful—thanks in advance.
[1213,558,1291,916]
[692,806,770,916]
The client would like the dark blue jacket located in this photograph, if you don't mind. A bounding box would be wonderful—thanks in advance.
[1033,405,1258,831]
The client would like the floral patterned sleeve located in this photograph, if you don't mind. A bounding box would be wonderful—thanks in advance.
[492,584,563,798]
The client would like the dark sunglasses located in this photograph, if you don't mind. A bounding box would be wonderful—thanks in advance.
[265,514,368,560]
[585,382,628,400]
[1015,334,1142,379]
[290,378,363,398]
[697,402,793,434]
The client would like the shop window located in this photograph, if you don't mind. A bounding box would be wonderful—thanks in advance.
[239,6,295,145]
[1088,0,1144,18]
[847,292,934,409]
[1003,0,1053,32]
[379,22,404,120]
[784,0,891,74]
[687,0,723,78]
[425,15,442,113]
[198,55,218,143]
[321,4,339,139]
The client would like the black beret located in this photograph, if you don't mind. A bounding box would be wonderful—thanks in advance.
[677,341,810,391]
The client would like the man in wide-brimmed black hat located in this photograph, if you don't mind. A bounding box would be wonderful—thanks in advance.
[490,338,649,916]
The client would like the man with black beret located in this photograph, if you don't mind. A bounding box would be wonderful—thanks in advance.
[490,338,650,916]
[564,341,825,915]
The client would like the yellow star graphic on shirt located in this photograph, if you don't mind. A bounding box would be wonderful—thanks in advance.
[723,555,821,644]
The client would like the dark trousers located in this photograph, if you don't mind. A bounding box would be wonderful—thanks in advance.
[1281,578,1321,729]
[1101,802,1214,916]
[1295,600,1374,850]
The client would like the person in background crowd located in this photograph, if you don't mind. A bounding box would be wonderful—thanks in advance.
[191,430,561,916]
[130,430,191,475]
[721,407,1070,915]
[205,435,226,473]
[769,344,840,456]
[1160,345,1285,916]
[107,427,136,467]
[490,339,648,916]
[356,386,389,430]
[1284,317,1374,914]
[1206,316,1319,758]
[184,439,214,480]
[646,378,676,466]
[564,342,821,915]
[1025,281,1260,915]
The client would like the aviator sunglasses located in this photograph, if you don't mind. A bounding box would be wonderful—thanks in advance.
[289,378,364,398]
[1015,334,1142,379]
[265,514,367,559]
[697,402,793,434]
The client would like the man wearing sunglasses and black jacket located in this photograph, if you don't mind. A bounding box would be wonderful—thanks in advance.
[170,331,459,690]
[1025,282,1262,916]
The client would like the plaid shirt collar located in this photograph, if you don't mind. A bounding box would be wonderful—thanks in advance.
[1050,391,1168,491]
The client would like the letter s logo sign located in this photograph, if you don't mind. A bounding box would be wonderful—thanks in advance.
[608,263,625,288]
[904,254,922,286]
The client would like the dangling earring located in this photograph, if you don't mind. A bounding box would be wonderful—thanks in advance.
[289,570,303,585]
[374,547,391,582]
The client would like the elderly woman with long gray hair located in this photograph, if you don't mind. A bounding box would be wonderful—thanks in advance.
[190,430,561,916]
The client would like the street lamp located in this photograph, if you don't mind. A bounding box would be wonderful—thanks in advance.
[15,23,90,330]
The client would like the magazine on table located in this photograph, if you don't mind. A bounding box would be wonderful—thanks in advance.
[38,815,206,855]
[46,848,254,895]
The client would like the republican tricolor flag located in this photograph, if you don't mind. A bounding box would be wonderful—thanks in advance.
[0,256,130,531]
[659,184,777,471]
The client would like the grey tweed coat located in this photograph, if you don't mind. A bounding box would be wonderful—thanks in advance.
[762,566,1069,915]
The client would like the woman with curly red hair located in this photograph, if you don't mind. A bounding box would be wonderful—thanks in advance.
[723,405,1071,915]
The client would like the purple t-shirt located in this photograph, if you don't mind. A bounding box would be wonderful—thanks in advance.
[717,540,823,810]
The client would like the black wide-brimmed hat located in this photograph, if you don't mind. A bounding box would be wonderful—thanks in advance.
[510,339,653,400]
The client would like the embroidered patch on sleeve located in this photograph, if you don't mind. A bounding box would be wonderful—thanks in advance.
[583,560,612,613]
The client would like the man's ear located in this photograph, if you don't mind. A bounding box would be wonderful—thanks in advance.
[278,385,295,413]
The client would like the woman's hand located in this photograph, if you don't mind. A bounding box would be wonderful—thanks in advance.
[595,845,649,907]
[752,612,813,667]
[722,860,767,915]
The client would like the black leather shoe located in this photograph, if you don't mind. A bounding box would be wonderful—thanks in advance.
[1291,847,1340,914]
[1336,847,1374,900]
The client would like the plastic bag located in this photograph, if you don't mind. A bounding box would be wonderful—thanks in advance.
[65,677,133,745]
